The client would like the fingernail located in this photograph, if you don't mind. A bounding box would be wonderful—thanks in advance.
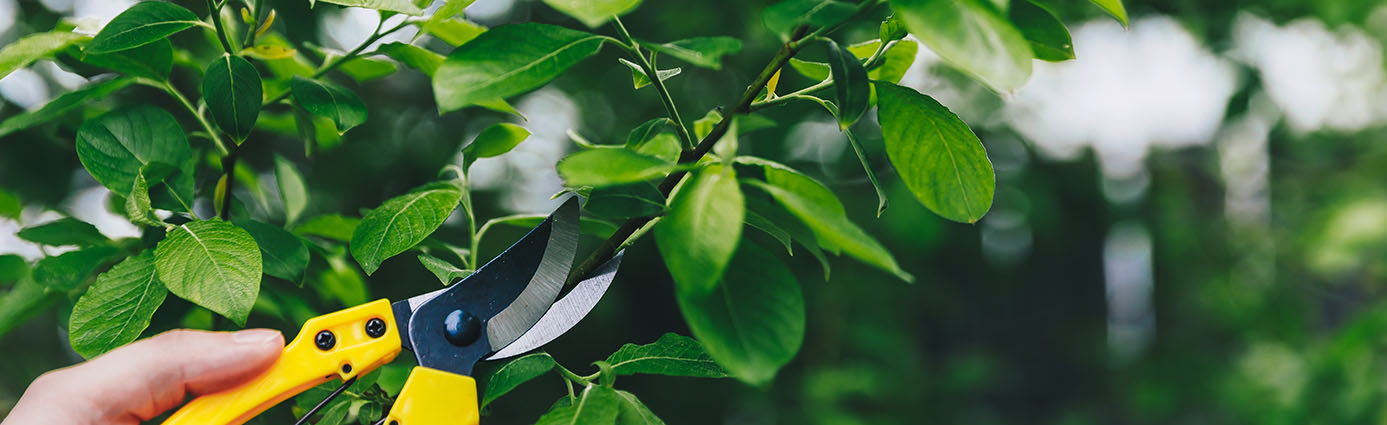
[232,329,282,345]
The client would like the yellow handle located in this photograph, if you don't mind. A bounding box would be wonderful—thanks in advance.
[162,299,403,425]
[382,367,480,425]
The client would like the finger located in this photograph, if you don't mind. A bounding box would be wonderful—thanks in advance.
[7,329,284,425]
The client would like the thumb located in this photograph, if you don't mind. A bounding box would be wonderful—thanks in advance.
[5,329,284,425]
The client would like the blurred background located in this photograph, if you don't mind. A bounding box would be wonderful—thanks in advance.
[4,0,1387,423]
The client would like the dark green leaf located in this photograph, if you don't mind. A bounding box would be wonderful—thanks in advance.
[350,182,462,275]
[635,133,680,163]
[625,118,672,148]
[655,167,743,296]
[613,390,664,425]
[1010,0,1074,61]
[78,39,173,80]
[557,148,674,187]
[844,128,889,216]
[67,250,167,359]
[0,255,26,286]
[275,156,309,226]
[338,56,398,83]
[476,214,620,243]
[1089,0,1128,26]
[86,2,200,54]
[315,0,424,15]
[891,0,1033,92]
[762,0,856,35]
[875,82,994,223]
[293,214,360,242]
[826,40,869,129]
[535,385,620,425]
[417,253,471,285]
[125,168,163,228]
[378,42,444,77]
[17,217,108,247]
[618,58,681,90]
[585,183,664,220]
[544,0,643,28]
[434,23,608,111]
[291,77,367,134]
[641,37,741,70]
[155,220,263,325]
[0,277,61,338]
[463,122,530,163]
[676,243,804,386]
[75,105,192,196]
[32,246,121,291]
[744,209,793,254]
[482,352,555,407]
[234,220,309,283]
[0,31,89,79]
[202,54,264,140]
[605,333,729,378]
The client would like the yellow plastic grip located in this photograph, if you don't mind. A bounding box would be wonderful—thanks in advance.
[161,299,403,425]
[382,367,480,425]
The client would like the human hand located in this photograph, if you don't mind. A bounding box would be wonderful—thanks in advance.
[2,329,284,425]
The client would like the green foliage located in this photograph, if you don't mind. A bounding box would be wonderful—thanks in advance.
[75,106,193,198]
[536,385,621,424]
[655,167,744,296]
[1089,0,1129,26]
[291,77,368,135]
[155,221,262,325]
[640,37,742,70]
[275,156,309,225]
[763,0,856,35]
[605,333,729,377]
[32,246,121,291]
[558,148,673,187]
[891,0,1032,92]
[619,58,680,90]
[350,182,462,274]
[825,40,869,129]
[235,220,309,283]
[1011,0,1074,61]
[613,391,665,425]
[202,54,264,140]
[416,253,471,284]
[434,23,609,111]
[875,82,994,223]
[17,218,108,247]
[463,123,531,164]
[545,0,643,28]
[67,250,166,359]
[482,352,556,407]
[0,31,89,79]
[85,2,199,54]
[313,0,425,15]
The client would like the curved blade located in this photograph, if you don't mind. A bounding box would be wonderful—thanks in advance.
[401,197,579,375]
[487,251,624,360]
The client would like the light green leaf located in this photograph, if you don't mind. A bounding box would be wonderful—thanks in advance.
[318,256,368,307]
[125,166,163,228]
[875,82,994,223]
[293,213,361,242]
[419,0,477,42]
[235,220,309,283]
[350,182,462,275]
[315,0,424,15]
[377,42,443,77]
[1089,0,1128,26]
[339,56,398,83]
[435,23,608,112]
[655,167,743,296]
[86,2,199,54]
[0,277,61,338]
[275,156,309,226]
[291,77,367,134]
[32,246,121,291]
[614,390,665,425]
[641,37,741,70]
[0,31,89,79]
[605,333,729,378]
[75,105,192,196]
[155,221,263,325]
[762,0,856,35]
[67,250,166,359]
[618,58,681,90]
[676,243,804,386]
[423,18,487,47]
[791,39,917,85]
[625,118,672,148]
[881,14,908,42]
[17,217,108,247]
[557,148,674,187]
[891,0,1033,92]
[826,40,869,129]
[1011,0,1074,61]
[788,58,830,81]
[535,385,620,425]
[463,122,530,165]
[636,133,680,163]
[416,253,471,285]
[544,0,642,28]
[481,352,555,407]
[0,190,17,220]
[844,129,889,217]
[202,54,264,140]
[78,39,173,80]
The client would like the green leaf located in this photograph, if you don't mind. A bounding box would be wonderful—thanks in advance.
[78,39,173,80]
[788,58,830,81]
[625,118,672,148]
[125,166,163,228]
[86,2,200,54]
[417,253,471,285]
[614,390,665,425]
[544,0,643,28]
[857,39,918,84]
[676,243,804,386]
[463,122,530,165]
[275,156,309,226]
[291,77,367,135]
[1089,0,1128,26]
[350,182,462,275]
[844,129,889,217]
[640,37,742,70]
[875,82,994,223]
[762,0,856,35]
[585,183,664,220]
[76,105,192,196]
[318,256,369,307]
[315,0,425,15]
[0,31,89,79]
[202,54,264,140]
[419,0,477,40]
[17,217,108,247]
[881,14,909,42]
[155,220,263,325]
[0,190,18,220]
[0,277,61,338]
[476,214,620,243]
[891,0,1033,92]
[655,167,743,296]
[826,40,869,129]
[234,220,309,283]
[32,246,121,291]
[737,157,911,281]
[481,352,555,407]
[636,133,680,163]
[293,213,360,242]
[535,385,620,425]
[378,42,444,77]
[423,18,488,47]
[67,250,167,359]
[435,23,608,112]
[618,58,681,90]
[744,209,793,254]
[605,333,729,378]
[557,148,674,187]
[339,56,399,83]
[1010,0,1074,61]
[0,255,26,286]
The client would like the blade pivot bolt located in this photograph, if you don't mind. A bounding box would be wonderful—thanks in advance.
[365,318,387,338]
[315,330,336,350]
[443,309,481,346]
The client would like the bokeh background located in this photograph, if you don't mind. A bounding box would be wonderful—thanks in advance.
[4,0,1387,423]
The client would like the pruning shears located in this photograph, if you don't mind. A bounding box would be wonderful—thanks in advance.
[159,198,620,425]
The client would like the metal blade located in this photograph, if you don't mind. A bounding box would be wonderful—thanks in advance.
[487,251,624,360]
[402,197,580,375]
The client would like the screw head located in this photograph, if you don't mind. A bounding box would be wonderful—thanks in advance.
[365,318,387,338]
[443,309,481,346]
[315,330,336,350]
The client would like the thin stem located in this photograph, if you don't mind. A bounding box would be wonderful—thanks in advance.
[554,363,592,385]
[612,17,695,151]
[263,19,409,106]
[242,0,266,47]
[143,79,230,155]
[749,39,896,111]
[206,0,234,53]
